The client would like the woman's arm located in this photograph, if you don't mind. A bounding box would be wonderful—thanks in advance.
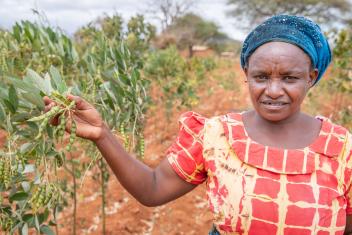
[95,125,197,206]
[44,95,197,207]
[345,215,352,235]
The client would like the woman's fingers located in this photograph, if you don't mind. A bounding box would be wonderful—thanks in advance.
[67,94,91,110]
[44,102,55,113]
[43,97,61,125]
[43,96,55,106]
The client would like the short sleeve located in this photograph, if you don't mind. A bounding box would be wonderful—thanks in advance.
[344,133,352,214]
[167,111,207,185]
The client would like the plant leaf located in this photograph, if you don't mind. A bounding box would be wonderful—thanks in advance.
[25,69,50,95]
[9,85,19,112]
[49,66,67,93]
[0,102,5,122]
[5,76,39,94]
[22,223,29,235]
[9,191,29,202]
[22,92,44,110]
[3,99,16,113]
[40,225,55,235]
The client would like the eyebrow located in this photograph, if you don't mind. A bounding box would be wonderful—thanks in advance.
[249,69,270,74]
[278,70,305,75]
[249,69,305,75]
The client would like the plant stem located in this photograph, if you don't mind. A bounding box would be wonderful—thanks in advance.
[55,224,59,235]
[67,158,77,235]
[99,158,106,235]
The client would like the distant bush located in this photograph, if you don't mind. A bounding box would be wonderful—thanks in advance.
[144,46,217,116]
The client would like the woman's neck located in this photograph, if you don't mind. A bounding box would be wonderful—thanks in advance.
[242,109,321,149]
[252,109,304,131]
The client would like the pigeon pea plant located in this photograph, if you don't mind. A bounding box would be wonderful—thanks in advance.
[0,18,149,235]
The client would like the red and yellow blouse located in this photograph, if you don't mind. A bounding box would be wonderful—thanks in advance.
[167,111,352,235]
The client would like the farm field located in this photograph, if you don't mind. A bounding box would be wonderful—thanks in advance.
[0,12,351,235]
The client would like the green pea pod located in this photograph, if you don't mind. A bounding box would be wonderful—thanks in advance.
[66,121,77,152]
[28,106,61,122]
[27,113,49,122]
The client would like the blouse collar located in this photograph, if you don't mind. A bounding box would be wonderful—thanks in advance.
[220,113,347,175]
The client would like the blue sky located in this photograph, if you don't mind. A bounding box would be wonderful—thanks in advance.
[0,0,247,41]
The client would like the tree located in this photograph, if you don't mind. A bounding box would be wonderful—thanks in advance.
[165,13,229,57]
[74,14,156,61]
[147,0,196,31]
[74,14,124,45]
[226,0,352,29]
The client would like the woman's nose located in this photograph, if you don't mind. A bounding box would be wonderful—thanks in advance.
[264,80,284,98]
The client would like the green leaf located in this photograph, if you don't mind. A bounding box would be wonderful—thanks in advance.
[34,214,40,231]
[0,87,7,100]
[9,85,19,111]
[33,38,41,51]
[22,223,29,235]
[49,66,67,93]
[23,214,35,227]
[3,99,16,113]
[21,181,31,192]
[37,210,49,224]
[20,143,35,154]
[0,102,5,122]
[9,191,29,202]
[25,69,50,95]
[5,76,39,94]
[13,23,21,42]
[43,73,54,94]
[22,92,44,110]
[40,225,54,235]
[23,164,35,174]
[13,113,31,123]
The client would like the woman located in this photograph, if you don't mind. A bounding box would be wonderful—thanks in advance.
[45,15,352,234]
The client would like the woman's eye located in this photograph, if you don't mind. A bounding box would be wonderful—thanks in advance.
[255,75,268,80]
[284,76,298,81]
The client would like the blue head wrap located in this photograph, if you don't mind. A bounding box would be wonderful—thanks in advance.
[240,15,332,85]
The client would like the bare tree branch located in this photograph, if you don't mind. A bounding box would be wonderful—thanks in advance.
[146,0,196,31]
[226,0,352,29]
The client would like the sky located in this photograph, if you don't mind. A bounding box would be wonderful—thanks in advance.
[0,0,248,41]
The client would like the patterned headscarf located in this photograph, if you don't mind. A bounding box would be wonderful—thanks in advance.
[240,15,332,85]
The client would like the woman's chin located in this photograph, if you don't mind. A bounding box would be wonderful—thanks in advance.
[253,103,298,122]
[255,109,293,123]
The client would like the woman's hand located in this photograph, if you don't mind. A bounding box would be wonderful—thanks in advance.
[44,94,106,141]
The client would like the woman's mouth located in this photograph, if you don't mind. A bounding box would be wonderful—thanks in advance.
[260,101,289,110]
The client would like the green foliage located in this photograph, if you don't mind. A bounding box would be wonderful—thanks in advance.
[144,46,217,116]
[144,46,193,114]
[329,29,352,129]
[0,18,150,234]
[188,57,217,80]
[331,30,352,93]
[144,46,187,79]
[75,13,156,64]
[0,21,79,78]
[126,15,156,56]
[164,13,229,55]
[226,0,352,28]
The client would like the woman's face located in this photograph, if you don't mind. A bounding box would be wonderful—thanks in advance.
[244,41,318,122]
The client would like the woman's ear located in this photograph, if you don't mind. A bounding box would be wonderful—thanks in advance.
[309,68,319,87]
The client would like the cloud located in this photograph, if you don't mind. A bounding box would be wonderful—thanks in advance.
[0,0,246,40]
